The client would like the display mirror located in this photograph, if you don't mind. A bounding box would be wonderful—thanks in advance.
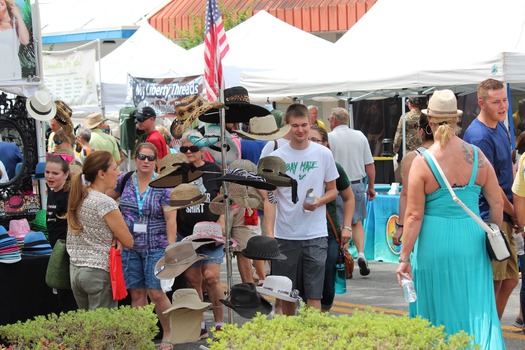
[0,119,26,185]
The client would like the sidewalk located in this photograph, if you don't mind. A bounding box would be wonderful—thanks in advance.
[165,260,523,350]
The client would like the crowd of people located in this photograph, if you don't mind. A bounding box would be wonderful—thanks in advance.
[25,79,524,348]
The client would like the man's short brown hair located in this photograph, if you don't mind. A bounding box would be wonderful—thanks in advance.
[285,103,309,124]
[477,78,504,101]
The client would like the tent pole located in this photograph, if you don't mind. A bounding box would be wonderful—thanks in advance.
[401,97,406,161]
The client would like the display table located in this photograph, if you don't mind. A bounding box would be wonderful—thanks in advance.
[363,193,401,263]
[0,256,59,325]
[373,157,395,185]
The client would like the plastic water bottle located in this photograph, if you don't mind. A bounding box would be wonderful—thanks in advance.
[335,254,347,294]
[401,277,417,303]
[302,188,315,213]
[513,232,525,256]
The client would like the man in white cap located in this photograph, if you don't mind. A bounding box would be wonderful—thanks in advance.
[84,112,121,163]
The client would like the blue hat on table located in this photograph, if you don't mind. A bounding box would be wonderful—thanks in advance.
[0,225,21,263]
[22,231,52,256]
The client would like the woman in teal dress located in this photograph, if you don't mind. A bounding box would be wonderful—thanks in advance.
[396,90,505,349]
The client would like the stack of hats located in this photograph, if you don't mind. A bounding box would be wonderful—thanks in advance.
[30,209,48,239]
[8,218,32,249]
[0,225,21,263]
[21,231,52,257]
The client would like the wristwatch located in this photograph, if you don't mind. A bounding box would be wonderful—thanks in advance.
[341,225,352,232]
[399,256,410,263]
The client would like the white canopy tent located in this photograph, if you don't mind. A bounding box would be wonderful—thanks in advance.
[187,10,335,104]
[99,23,201,117]
[241,0,525,100]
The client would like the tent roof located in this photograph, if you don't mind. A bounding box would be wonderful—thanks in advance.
[188,10,334,102]
[241,0,525,99]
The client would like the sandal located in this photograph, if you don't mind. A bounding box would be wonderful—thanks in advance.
[159,339,173,350]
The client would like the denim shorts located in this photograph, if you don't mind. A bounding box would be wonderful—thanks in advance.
[177,232,224,266]
[122,249,165,290]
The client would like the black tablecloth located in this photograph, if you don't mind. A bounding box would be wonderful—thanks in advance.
[0,256,59,325]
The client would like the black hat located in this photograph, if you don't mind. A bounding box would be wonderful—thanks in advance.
[208,168,276,191]
[199,86,269,123]
[242,236,287,261]
[136,106,156,118]
[220,283,272,319]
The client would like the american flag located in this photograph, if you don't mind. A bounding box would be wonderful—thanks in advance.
[204,0,229,102]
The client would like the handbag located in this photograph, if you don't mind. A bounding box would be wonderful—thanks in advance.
[326,210,354,279]
[109,246,128,300]
[45,239,71,290]
[426,152,511,261]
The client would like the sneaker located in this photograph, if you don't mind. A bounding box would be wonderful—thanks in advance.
[212,325,222,341]
[513,317,523,329]
[199,326,209,340]
[357,257,370,276]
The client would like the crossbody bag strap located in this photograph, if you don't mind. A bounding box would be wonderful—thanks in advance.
[425,151,494,236]
[326,210,341,245]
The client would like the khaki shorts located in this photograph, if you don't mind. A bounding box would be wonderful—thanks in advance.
[229,206,254,253]
[491,221,520,281]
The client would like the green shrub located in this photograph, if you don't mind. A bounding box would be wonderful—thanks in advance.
[209,307,479,350]
[0,304,158,350]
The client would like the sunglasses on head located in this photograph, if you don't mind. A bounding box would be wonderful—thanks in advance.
[180,145,200,153]
[136,153,157,161]
[136,116,153,123]
[54,139,63,145]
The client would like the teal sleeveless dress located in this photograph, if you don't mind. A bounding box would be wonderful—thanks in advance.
[409,147,504,349]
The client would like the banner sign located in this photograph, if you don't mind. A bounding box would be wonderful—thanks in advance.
[0,0,38,85]
[43,48,99,107]
[128,75,204,116]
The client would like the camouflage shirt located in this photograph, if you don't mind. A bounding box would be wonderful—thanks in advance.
[393,110,422,156]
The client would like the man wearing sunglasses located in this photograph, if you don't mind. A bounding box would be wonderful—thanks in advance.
[136,106,168,160]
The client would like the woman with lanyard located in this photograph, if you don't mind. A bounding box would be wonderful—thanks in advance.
[107,142,175,350]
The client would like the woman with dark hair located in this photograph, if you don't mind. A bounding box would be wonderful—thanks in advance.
[66,150,133,310]
[107,142,175,349]
[308,125,355,312]
[393,113,434,246]
[0,0,29,80]
[45,154,78,312]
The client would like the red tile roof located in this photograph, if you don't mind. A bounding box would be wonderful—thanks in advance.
[149,0,376,39]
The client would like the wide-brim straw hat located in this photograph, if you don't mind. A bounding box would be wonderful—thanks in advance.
[149,153,203,188]
[241,235,287,261]
[83,112,108,129]
[163,288,212,314]
[200,86,269,123]
[257,156,295,187]
[209,183,263,215]
[237,115,291,141]
[421,89,463,119]
[154,241,211,280]
[163,184,206,212]
[26,91,56,121]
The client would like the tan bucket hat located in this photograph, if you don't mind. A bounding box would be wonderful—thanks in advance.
[149,153,203,188]
[421,89,463,119]
[209,183,263,215]
[236,115,291,141]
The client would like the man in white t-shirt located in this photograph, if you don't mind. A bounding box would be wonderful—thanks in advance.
[328,107,376,277]
[267,103,338,316]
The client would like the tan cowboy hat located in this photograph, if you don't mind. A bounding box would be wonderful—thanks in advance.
[83,112,108,129]
[209,183,263,215]
[170,95,224,139]
[26,91,56,121]
[163,184,206,212]
[149,153,203,188]
[154,241,211,280]
[237,115,291,141]
[421,90,463,119]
